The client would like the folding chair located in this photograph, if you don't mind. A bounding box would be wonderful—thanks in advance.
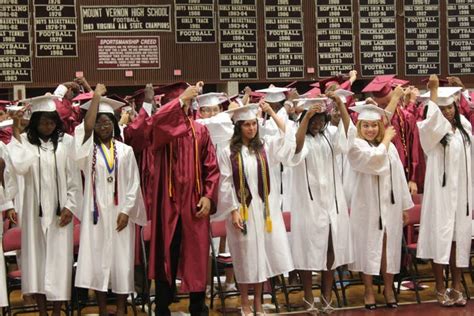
[397,205,470,303]
[209,220,239,314]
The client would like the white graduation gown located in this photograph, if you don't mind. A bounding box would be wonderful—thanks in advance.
[216,131,295,283]
[74,123,147,294]
[196,112,234,151]
[416,101,473,267]
[347,139,413,275]
[8,134,82,300]
[334,122,357,204]
[286,123,353,270]
[0,141,17,307]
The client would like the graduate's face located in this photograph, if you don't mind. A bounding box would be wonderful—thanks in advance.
[94,114,114,141]
[0,110,7,122]
[308,113,327,135]
[360,120,380,142]
[440,104,455,124]
[199,105,221,119]
[37,114,57,138]
[240,119,258,142]
[330,108,341,126]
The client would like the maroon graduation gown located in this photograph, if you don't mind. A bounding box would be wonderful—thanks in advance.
[139,99,220,292]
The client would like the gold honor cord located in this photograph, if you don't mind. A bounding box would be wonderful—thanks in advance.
[187,116,202,195]
[168,144,173,198]
[258,152,272,233]
[100,141,115,171]
[237,152,248,227]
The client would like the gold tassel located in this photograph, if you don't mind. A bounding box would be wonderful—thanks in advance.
[266,217,272,232]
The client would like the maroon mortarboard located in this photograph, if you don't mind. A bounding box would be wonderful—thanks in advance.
[361,75,410,98]
[131,82,189,107]
[303,87,322,98]
[421,77,450,87]
[72,91,94,102]
[318,74,349,93]
[248,91,265,103]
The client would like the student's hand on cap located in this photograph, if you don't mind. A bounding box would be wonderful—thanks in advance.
[59,208,73,227]
[427,74,439,91]
[144,83,155,103]
[365,97,378,106]
[349,70,357,80]
[6,209,16,225]
[180,85,200,105]
[384,126,396,142]
[447,76,465,89]
[259,101,273,115]
[94,83,107,97]
[392,85,404,100]
[326,91,342,105]
[119,111,130,126]
[243,86,252,95]
[196,81,204,91]
[287,89,299,102]
[116,213,129,232]
[231,210,244,231]
[196,196,211,218]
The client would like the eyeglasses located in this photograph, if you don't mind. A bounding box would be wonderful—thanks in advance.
[95,122,113,129]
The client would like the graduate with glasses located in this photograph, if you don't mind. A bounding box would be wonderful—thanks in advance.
[74,84,147,316]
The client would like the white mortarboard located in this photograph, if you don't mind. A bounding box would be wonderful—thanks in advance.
[53,84,68,99]
[293,97,328,110]
[333,89,354,104]
[256,85,290,103]
[350,102,391,121]
[0,119,12,129]
[20,95,58,113]
[196,92,226,108]
[226,103,259,122]
[80,97,125,114]
[420,87,463,106]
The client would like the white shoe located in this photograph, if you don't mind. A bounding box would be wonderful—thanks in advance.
[225,282,237,292]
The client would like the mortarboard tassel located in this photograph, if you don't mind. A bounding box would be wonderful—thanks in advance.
[467,203,470,217]
[379,216,383,231]
[442,172,446,187]
[39,203,43,217]
[266,217,272,233]
[390,189,395,204]
[56,204,61,216]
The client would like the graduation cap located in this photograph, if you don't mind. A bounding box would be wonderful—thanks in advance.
[53,84,68,99]
[196,92,227,108]
[303,87,322,98]
[362,75,409,98]
[333,89,354,104]
[0,119,12,129]
[350,102,390,121]
[256,85,291,103]
[72,91,94,102]
[420,87,463,106]
[20,95,58,113]
[318,74,349,93]
[293,97,329,110]
[130,82,189,107]
[80,97,126,114]
[226,103,259,122]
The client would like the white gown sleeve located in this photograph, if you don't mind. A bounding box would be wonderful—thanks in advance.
[63,138,83,219]
[266,129,297,166]
[215,147,240,220]
[8,136,38,175]
[120,146,147,226]
[416,100,452,153]
[0,143,17,207]
[197,112,234,145]
[73,122,94,167]
[348,138,390,175]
